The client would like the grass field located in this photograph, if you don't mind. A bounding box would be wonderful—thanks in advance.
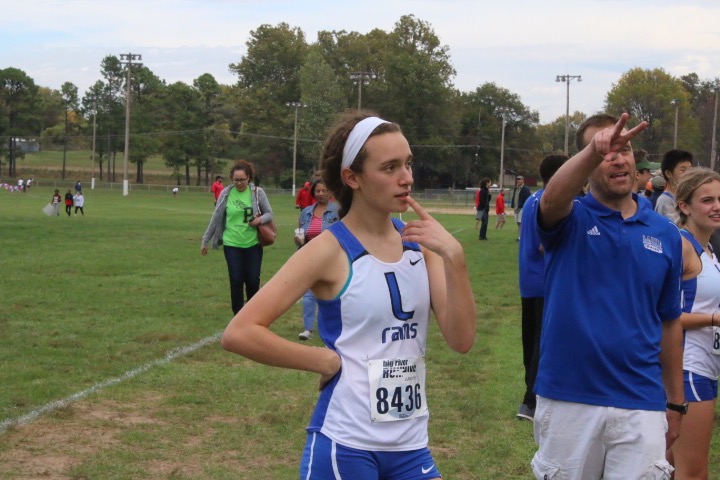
[0,185,718,479]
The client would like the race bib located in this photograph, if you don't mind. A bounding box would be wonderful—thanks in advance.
[367,356,428,423]
[712,326,720,356]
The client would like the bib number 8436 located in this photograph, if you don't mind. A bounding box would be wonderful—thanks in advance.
[376,384,422,414]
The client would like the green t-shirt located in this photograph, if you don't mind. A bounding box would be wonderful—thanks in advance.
[222,188,259,248]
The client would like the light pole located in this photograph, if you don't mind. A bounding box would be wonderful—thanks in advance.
[350,71,376,111]
[91,100,97,190]
[499,109,508,190]
[286,101,306,196]
[62,101,68,180]
[671,98,680,149]
[710,86,718,171]
[555,74,582,155]
[119,52,142,196]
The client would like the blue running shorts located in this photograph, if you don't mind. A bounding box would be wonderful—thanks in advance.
[684,370,718,402]
[300,431,441,480]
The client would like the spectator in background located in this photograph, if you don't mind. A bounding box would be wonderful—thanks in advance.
[649,174,666,209]
[475,178,491,240]
[73,190,85,216]
[201,160,273,314]
[516,154,568,422]
[64,190,74,217]
[634,149,651,195]
[510,175,531,241]
[655,149,693,222]
[51,189,62,216]
[74,181,82,193]
[295,181,315,209]
[18,178,24,192]
[211,175,224,205]
[495,189,506,229]
[295,178,340,341]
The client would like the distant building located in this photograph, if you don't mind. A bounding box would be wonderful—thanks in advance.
[14,138,40,153]
[504,169,538,187]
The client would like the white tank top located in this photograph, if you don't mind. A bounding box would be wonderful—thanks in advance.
[681,230,720,380]
[307,219,432,451]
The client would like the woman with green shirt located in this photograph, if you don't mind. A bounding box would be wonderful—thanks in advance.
[201,160,274,314]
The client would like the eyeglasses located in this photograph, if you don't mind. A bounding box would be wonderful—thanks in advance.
[232,177,249,183]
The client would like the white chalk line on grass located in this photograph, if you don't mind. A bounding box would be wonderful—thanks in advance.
[0,331,223,435]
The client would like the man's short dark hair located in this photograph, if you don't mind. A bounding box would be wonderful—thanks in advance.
[575,114,618,151]
[215,175,222,180]
[660,149,693,181]
[538,154,569,185]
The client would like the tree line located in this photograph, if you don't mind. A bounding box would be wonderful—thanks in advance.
[1,15,718,188]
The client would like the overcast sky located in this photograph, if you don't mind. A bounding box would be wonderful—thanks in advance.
[2,0,719,124]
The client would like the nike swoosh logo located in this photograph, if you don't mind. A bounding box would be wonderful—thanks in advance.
[421,464,434,474]
[410,258,422,266]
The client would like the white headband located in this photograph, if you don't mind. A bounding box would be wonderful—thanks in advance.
[341,116,390,170]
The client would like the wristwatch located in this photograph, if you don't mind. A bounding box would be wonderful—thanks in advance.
[666,401,689,415]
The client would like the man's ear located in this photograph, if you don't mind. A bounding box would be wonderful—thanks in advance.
[341,168,360,190]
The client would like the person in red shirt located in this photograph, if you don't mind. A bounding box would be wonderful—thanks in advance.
[295,181,316,209]
[210,175,224,205]
[495,189,506,229]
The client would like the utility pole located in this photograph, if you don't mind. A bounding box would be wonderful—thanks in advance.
[499,109,508,190]
[119,52,142,196]
[62,103,68,180]
[91,100,97,190]
[286,102,306,196]
[710,86,718,171]
[350,71,376,111]
[671,98,680,149]
[555,74,582,155]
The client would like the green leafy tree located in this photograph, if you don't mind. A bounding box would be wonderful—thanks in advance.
[161,81,205,185]
[126,65,164,184]
[537,111,587,155]
[605,68,700,157]
[371,16,459,188]
[36,87,64,133]
[80,80,116,181]
[94,56,127,182]
[60,82,79,179]
[298,48,345,176]
[193,73,231,185]
[455,83,540,187]
[228,23,309,185]
[680,75,720,167]
[0,67,40,177]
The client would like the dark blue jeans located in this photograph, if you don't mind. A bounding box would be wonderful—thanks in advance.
[479,209,489,239]
[223,244,263,314]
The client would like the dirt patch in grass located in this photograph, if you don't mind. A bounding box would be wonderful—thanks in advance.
[0,396,165,479]
[0,392,298,479]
